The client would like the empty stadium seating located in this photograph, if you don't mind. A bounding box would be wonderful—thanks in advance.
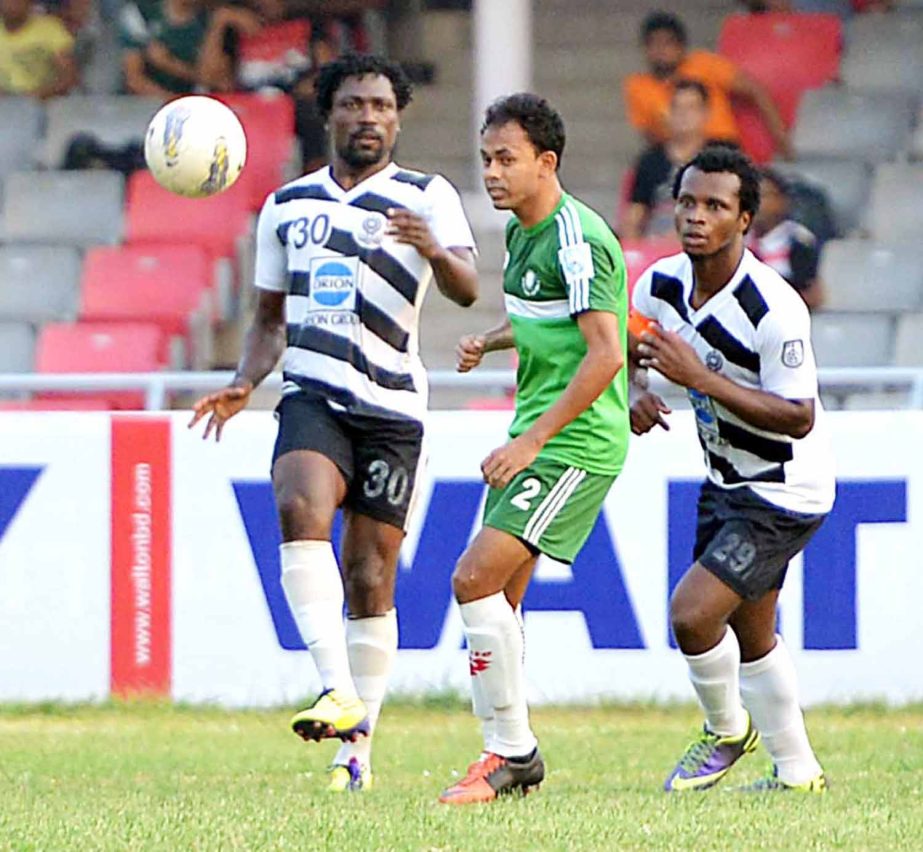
[820,240,923,312]
[0,245,82,324]
[793,87,915,163]
[0,171,124,246]
[79,245,215,368]
[718,12,842,163]
[894,313,923,366]
[0,322,35,373]
[0,98,43,179]
[811,312,894,367]
[35,322,166,409]
[867,165,923,243]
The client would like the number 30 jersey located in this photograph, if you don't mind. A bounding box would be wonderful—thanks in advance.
[255,163,476,424]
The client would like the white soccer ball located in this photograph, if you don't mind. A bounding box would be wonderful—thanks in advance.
[144,96,247,198]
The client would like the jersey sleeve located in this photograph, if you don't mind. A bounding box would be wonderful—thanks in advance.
[423,175,476,252]
[558,233,625,316]
[253,193,288,292]
[631,265,658,321]
[757,294,819,400]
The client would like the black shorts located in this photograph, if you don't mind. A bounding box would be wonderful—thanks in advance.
[272,392,424,529]
[694,480,826,602]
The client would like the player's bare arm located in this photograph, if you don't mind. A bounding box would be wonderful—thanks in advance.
[455,317,513,373]
[638,324,814,438]
[385,208,478,306]
[481,310,623,489]
[188,290,286,441]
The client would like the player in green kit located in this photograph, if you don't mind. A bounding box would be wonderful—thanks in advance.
[438,94,630,805]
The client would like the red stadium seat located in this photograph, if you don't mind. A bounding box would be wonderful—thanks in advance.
[124,170,253,263]
[620,236,682,296]
[35,321,166,410]
[79,245,214,368]
[718,13,842,163]
[216,91,296,209]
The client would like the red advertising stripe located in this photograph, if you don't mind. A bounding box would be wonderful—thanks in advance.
[110,417,172,696]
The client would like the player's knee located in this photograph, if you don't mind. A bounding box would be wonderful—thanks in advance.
[344,556,388,610]
[452,557,485,603]
[669,593,710,649]
[275,491,332,540]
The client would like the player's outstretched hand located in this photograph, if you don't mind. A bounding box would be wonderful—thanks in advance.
[630,391,671,435]
[481,435,541,490]
[385,208,440,260]
[188,382,253,442]
[456,334,486,372]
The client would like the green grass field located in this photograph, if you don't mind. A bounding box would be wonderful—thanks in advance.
[1,700,920,851]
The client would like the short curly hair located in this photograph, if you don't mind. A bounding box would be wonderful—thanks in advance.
[315,53,413,120]
[672,144,762,219]
[481,93,566,169]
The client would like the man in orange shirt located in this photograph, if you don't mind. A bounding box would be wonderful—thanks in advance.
[624,12,791,159]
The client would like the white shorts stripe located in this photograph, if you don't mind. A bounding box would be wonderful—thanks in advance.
[527,468,587,544]
[523,466,584,544]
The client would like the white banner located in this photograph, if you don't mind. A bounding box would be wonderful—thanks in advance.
[0,410,919,705]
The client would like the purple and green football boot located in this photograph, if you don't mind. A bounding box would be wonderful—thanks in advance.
[664,712,760,792]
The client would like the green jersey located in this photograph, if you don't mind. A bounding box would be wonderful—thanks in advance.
[504,193,629,475]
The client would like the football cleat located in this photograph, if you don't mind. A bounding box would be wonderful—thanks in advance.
[327,757,373,792]
[735,766,827,794]
[438,749,545,805]
[290,689,370,743]
[664,713,760,792]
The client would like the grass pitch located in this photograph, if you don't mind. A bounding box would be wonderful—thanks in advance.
[1,700,920,851]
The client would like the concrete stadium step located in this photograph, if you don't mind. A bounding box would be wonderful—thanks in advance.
[419,301,507,369]
[397,120,472,159]
[535,47,642,87]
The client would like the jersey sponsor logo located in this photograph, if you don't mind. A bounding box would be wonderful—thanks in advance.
[522,269,540,297]
[782,339,804,368]
[309,256,358,311]
[705,350,724,372]
[558,242,594,285]
[689,389,721,444]
[355,213,386,249]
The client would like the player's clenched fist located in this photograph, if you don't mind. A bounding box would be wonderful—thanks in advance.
[456,334,486,373]
[188,381,253,441]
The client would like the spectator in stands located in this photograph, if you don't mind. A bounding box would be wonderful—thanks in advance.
[0,0,78,98]
[119,0,212,96]
[623,11,792,158]
[747,169,825,310]
[621,79,710,240]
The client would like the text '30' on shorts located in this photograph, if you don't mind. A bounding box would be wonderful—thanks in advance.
[271,392,424,530]
[694,480,827,602]
[482,456,616,564]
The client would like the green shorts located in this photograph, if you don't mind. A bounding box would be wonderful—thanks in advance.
[482,457,616,564]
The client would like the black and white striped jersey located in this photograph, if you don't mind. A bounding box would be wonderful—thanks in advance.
[255,163,476,424]
[633,249,835,514]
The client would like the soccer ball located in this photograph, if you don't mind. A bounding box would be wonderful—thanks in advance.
[144,96,247,198]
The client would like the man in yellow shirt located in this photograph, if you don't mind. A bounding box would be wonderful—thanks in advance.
[623,12,791,159]
[0,0,78,98]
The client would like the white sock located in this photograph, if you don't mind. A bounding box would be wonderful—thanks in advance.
[459,592,537,758]
[740,636,823,785]
[470,666,497,754]
[280,540,356,698]
[334,609,398,768]
[683,628,749,737]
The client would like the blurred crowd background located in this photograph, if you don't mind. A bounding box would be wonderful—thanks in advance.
[1,0,922,411]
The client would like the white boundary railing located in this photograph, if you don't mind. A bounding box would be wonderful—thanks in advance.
[1,368,922,410]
